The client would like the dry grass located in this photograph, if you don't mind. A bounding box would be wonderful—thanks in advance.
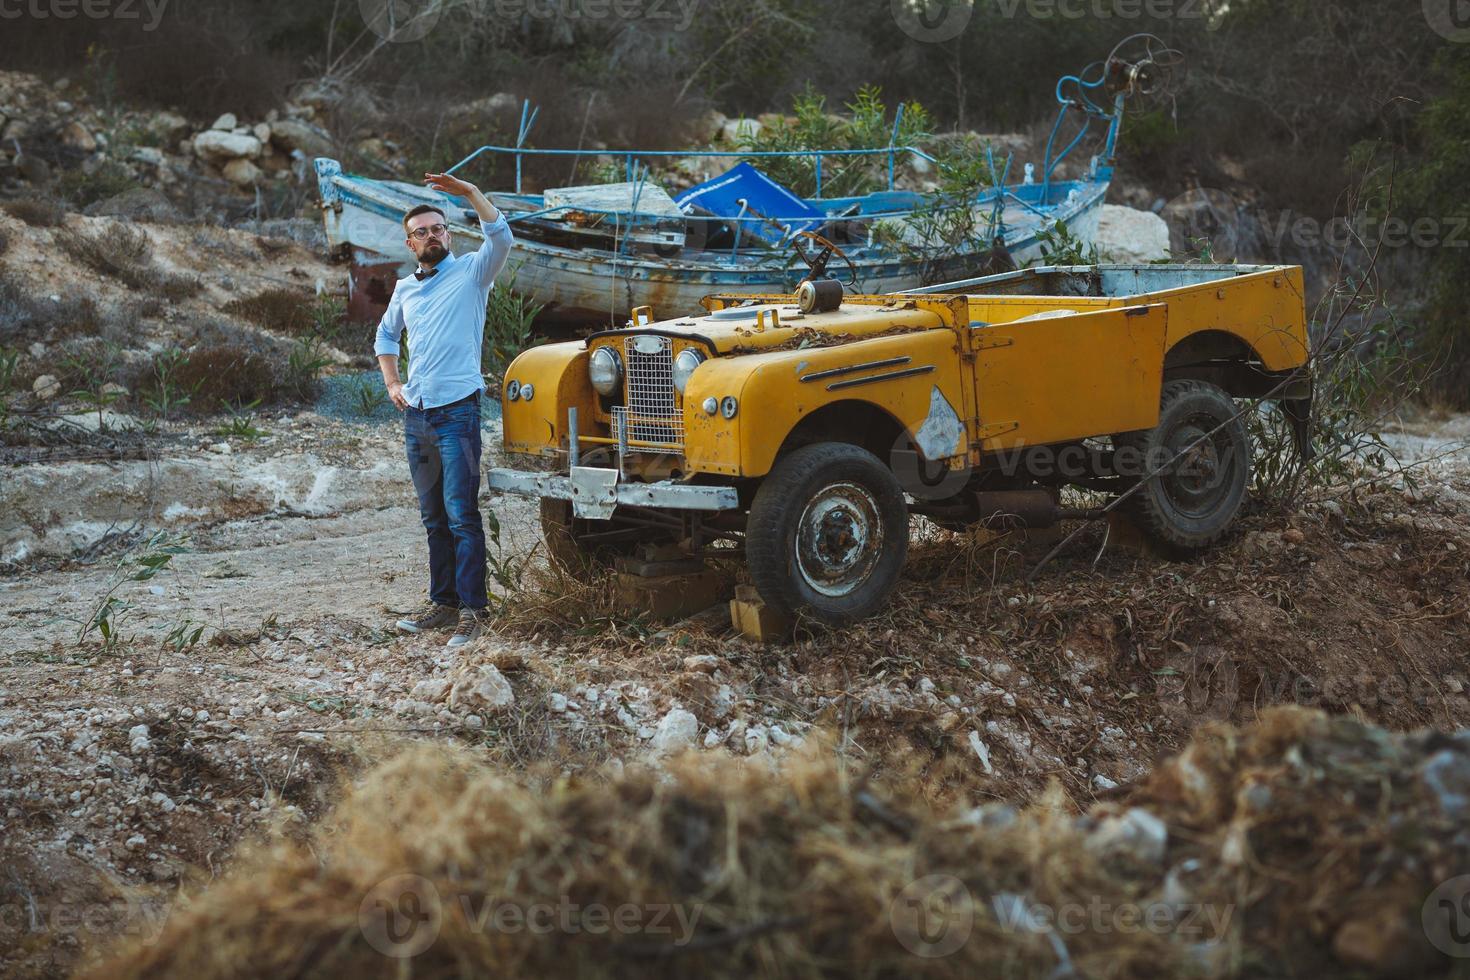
[171,344,284,411]
[54,223,200,300]
[1,197,65,227]
[224,287,315,336]
[79,708,1469,979]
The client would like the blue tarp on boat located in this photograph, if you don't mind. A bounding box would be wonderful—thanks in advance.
[674,162,825,245]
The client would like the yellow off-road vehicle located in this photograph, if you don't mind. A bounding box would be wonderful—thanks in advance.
[488,263,1313,624]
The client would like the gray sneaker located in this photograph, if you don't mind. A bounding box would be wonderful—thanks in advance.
[395,603,459,634]
[446,607,489,648]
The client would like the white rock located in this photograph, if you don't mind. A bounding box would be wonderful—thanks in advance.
[1093,773,1120,791]
[193,129,261,162]
[744,724,769,755]
[449,664,515,715]
[253,122,272,143]
[1095,204,1171,263]
[210,112,238,131]
[968,730,995,775]
[128,724,149,741]
[682,655,720,674]
[222,158,262,187]
[410,677,451,703]
[547,692,568,713]
[650,708,699,754]
[1087,808,1168,864]
[125,834,147,850]
[208,442,232,455]
[32,374,60,399]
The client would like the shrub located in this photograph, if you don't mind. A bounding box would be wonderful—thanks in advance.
[53,160,138,210]
[54,223,200,299]
[1,198,66,227]
[0,275,104,340]
[172,344,284,412]
[738,85,934,198]
[224,287,315,336]
[225,289,348,342]
[483,268,542,390]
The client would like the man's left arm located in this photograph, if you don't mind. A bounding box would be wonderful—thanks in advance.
[424,172,514,288]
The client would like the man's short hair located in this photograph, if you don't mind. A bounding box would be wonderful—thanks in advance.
[403,204,447,233]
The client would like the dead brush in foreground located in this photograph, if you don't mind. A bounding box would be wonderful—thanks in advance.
[80,708,1470,979]
[54,223,200,300]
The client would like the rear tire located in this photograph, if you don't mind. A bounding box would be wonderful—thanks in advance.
[747,442,909,625]
[1116,380,1251,555]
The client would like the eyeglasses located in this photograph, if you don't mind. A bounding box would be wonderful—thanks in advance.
[408,223,448,242]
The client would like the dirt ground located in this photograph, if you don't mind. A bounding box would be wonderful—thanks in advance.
[3,390,1469,977]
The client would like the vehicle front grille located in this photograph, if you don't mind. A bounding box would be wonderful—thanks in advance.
[612,335,683,453]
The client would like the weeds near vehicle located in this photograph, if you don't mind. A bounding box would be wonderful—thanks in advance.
[348,375,386,416]
[79,531,188,652]
[62,342,124,431]
[483,511,531,615]
[739,85,933,198]
[141,347,203,420]
[483,265,542,390]
[1035,218,1101,266]
[881,141,1000,284]
[212,399,267,440]
[287,334,333,401]
[163,619,206,652]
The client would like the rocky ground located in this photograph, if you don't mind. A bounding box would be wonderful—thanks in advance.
[3,395,1469,977]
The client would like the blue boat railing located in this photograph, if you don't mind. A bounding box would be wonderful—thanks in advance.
[447,142,943,200]
[446,97,940,200]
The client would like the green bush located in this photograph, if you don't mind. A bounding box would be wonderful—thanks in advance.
[737,85,933,199]
[483,268,542,391]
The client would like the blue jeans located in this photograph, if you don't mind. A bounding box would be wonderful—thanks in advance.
[404,394,487,610]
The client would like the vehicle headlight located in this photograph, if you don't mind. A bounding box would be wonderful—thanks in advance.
[673,349,705,395]
[589,347,622,396]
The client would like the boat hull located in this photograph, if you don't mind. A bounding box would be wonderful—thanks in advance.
[315,158,1108,323]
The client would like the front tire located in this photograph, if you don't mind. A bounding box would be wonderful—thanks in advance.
[1116,379,1251,555]
[747,442,909,625]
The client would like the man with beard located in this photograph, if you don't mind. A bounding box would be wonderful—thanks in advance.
[376,172,513,648]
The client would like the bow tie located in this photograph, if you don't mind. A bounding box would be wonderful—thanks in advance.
[414,267,439,282]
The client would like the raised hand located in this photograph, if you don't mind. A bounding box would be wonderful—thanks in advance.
[423,172,477,197]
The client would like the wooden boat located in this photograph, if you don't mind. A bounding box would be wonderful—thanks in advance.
[314,37,1180,323]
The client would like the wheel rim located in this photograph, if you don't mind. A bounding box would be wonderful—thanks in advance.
[794,482,884,598]
[1160,414,1239,520]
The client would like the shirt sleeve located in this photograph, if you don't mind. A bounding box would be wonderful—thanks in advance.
[468,213,514,289]
[374,285,406,357]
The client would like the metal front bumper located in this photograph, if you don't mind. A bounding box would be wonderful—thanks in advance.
[487,466,740,520]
